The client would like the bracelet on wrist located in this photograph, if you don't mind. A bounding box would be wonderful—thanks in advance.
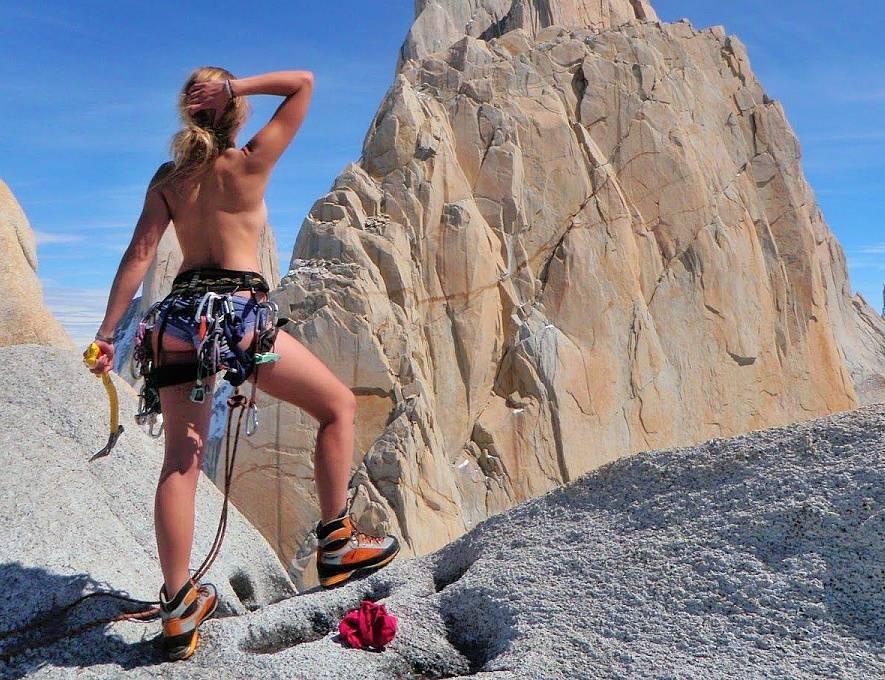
[224,79,235,99]
[95,331,115,344]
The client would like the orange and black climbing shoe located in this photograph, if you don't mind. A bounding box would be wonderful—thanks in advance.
[316,509,400,588]
[158,579,218,661]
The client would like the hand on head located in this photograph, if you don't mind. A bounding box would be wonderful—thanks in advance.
[186,81,231,126]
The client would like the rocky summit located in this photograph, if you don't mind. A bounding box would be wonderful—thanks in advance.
[195,0,885,585]
[1,340,881,677]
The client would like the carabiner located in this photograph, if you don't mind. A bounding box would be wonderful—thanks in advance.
[245,402,259,437]
[193,291,221,322]
[222,294,236,320]
[148,413,164,438]
[261,299,279,329]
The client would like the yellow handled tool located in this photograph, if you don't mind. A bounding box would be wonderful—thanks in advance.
[83,342,124,461]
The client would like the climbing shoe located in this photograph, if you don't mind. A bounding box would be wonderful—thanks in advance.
[158,579,218,661]
[316,510,400,588]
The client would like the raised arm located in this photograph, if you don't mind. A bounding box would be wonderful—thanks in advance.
[230,70,315,174]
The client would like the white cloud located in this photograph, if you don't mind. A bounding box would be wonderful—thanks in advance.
[846,255,885,272]
[41,281,111,349]
[34,231,83,245]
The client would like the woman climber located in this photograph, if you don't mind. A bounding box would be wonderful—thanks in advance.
[86,67,399,661]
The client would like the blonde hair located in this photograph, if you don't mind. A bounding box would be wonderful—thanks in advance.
[152,66,251,193]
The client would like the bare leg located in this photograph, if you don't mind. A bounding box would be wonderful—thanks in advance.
[246,328,357,523]
[152,331,216,596]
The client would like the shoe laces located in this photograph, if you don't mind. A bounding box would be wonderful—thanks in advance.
[333,494,385,545]
[352,529,385,545]
[196,581,215,600]
[348,514,385,545]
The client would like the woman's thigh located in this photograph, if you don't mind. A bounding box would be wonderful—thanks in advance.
[247,329,355,424]
[151,331,216,467]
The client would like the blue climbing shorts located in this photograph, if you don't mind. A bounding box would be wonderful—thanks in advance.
[153,290,263,349]
[132,267,283,399]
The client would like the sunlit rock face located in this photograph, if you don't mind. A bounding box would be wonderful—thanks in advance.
[399,0,659,68]
[215,3,885,587]
[0,179,76,350]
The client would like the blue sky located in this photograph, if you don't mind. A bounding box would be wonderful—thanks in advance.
[1,1,882,348]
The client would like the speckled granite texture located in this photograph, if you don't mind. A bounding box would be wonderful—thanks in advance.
[2,345,882,678]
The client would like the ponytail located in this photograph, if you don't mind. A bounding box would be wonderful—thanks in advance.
[151,66,251,194]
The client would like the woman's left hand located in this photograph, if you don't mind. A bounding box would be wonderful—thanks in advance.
[87,340,115,375]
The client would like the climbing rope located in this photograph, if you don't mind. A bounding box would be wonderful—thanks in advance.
[0,388,251,662]
[1,275,275,662]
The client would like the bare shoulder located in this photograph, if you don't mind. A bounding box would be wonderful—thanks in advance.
[219,148,270,192]
[220,147,247,163]
[148,161,175,189]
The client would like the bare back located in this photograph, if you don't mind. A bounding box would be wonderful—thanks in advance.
[157,70,315,275]
[160,151,269,273]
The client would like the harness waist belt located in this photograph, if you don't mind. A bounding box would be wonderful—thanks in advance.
[170,267,270,295]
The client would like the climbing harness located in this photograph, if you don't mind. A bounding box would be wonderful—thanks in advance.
[131,267,289,439]
[0,268,290,662]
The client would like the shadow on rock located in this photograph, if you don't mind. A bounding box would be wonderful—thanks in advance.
[439,585,517,674]
[732,488,884,644]
[0,563,165,678]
